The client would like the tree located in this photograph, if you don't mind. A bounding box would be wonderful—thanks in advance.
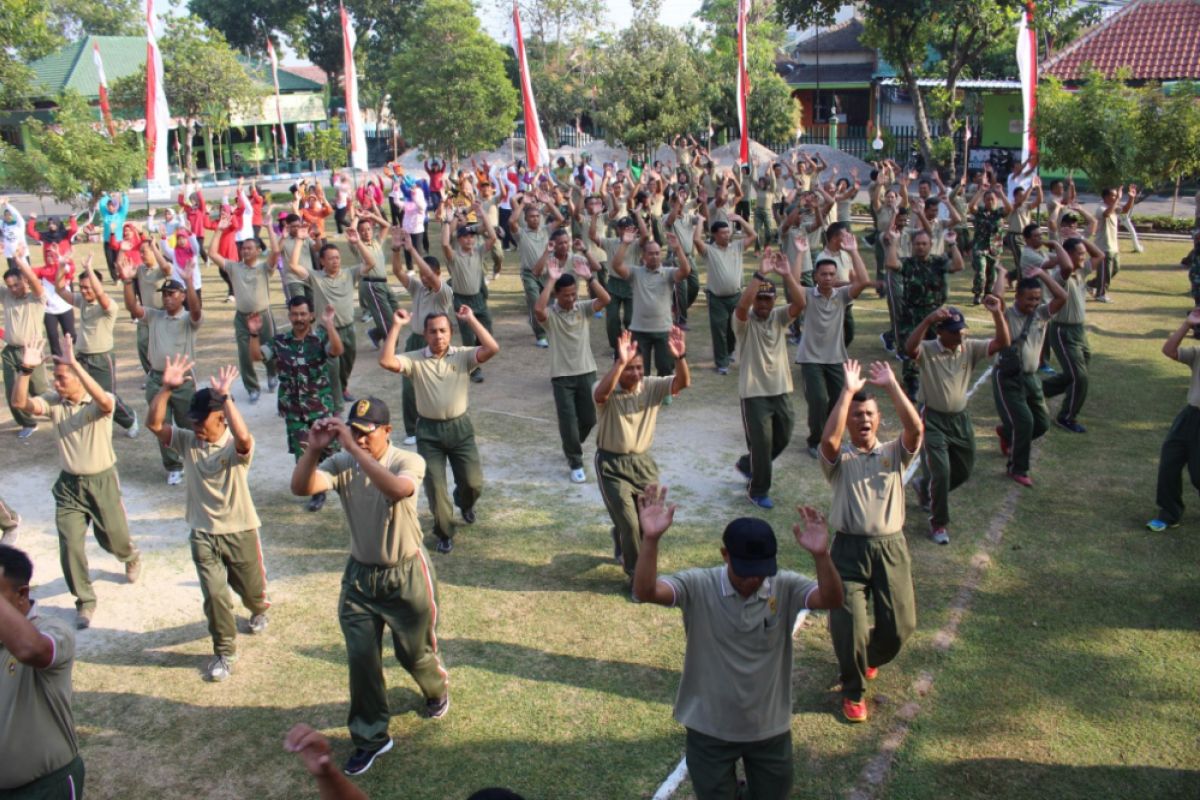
[387,0,518,159]
[111,16,264,176]
[593,0,710,154]
[1,91,144,210]
[698,0,798,146]
[187,0,304,57]
[299,126,347,169]
[0,0,61,106]
[48,0,141,37]
[1039,73,1200,195]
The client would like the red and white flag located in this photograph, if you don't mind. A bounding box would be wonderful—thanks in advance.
[512,1,549,168]
[1016,1,1038,163]
[266,38,289,158]
[145,0,172,199]
[736,0,751,164]
[340,3,368,172]
[92,43,116,138]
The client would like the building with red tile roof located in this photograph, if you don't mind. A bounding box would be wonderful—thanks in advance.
[1041,0,1200,83]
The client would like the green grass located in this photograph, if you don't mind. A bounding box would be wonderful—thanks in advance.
[5,234,1198,799]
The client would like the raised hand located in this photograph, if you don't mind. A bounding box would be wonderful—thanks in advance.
[390,226,405,249]
[455,305,476,324]
[929,307,953,325]
[841,230,858,252]
[572,238,586,253]
[246,311,263,336]
[867,360,896,388]
[843,358,866,394]
[667,324,686,358]
[771,250,792,276]
[392,308,412,329]
[982,294,1001,312]
[636,483,677,542]
[615,329,638,364]
[345,227,360,244]
[665,231,680,249]
[944,230,957,244]
[209,364,239,396]
[162,353,195,390]
[284,724,335,778]
[306,417,340,451]
[21,337,46,369]
[547,263,563,283]
[574,258,592,281]
[115,254,136,282]
[621,228,637,244]
[321,303,337,326]
[793,506,829,555]
[1187,308,1200,327]
[52,333,77,368]
[792,232,809,253]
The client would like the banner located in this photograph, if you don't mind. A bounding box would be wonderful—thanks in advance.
[266,38,289,158]
[340,3,369,172]
[93,43,116,138]
[736,0,750,164]
[1016,1,1038,163]
[512,1,550,168]
[145,0,172,199]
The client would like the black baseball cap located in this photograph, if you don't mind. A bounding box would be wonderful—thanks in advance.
[348,396,389,432]
[188,388,225,421]
[161,279,186,293]
[456,226,478,238]
[755,280,777,298]
[939,307,967,332]
[722,518,778,577]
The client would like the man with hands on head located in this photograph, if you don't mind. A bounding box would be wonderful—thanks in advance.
[441,202,499,383]
[534,245,611,484]
[820,358,923,723]
[12,333,142,630]
[147,359,270,683]
[289,400,449,778]
[692,215,756,375]
[2,245,48,438]
[632,485,844,800]
[208,235,279,403]
[379,304,499,554]
[905,299,1010,545]
[610,228,692,379]
[593,328,689,584]
[120,256,202,485]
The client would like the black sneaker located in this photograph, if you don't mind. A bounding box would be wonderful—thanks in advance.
[426,693,450,719]
[470,368,484,384]
[436,538,454,554]
[1055,417,1087,434]
[461,507,477,524]
[306,492,327,512]
[343,738,393,776]
[734,456,752,481]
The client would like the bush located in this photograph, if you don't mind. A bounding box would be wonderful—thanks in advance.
[1132,214,1196,233]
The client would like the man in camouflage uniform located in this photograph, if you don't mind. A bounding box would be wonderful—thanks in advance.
[248,296,344,511]
[967,186,1012,305]
[886,228,963,399]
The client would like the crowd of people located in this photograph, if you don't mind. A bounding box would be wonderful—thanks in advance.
[1,141,1199,799]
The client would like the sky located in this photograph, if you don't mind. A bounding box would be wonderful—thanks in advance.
[477,0,705,42]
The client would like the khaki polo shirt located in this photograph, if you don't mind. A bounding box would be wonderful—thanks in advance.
[318,444,426,566]
[704,240,745,297]
[544,299,598,379]
[358,241,388,281]
[72,294,116,354]
[578,213,608,262]
[1095,207,1119,254]
[815,248,854,284]
[449,242,485,295]
[1053,270,1087,325]
[795,285,852,365]
[1019,245,1049,273]
[595,375,673,454]
[308,266,360,327]
[228,260,272,314]
[1,286,46,347]
[916,338,991,414]
[629,264,679,333]
[821,438,916,536]
[1001,304,1053,374]
[0,602,78,790]
[1007,204,1031,234]
[515,223,551,274]
[169,427,261,534]
[281,237,312,285]
[735,306,794,399]
[663,567,817,742]
[136,264,166,313]
[394,346,478,420]
[1178,347,1200,408]
[33,391,116,476]
[666,211,698,257]
[145,307,199,371]
[408,280,455,333]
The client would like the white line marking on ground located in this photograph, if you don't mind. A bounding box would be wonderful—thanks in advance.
[475,408,553,424]
[652,756,690,800]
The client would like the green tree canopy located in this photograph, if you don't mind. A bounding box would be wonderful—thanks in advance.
[48,0,141,37]
[0,0,61,106]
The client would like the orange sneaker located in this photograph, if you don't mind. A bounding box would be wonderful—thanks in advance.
[865,666,878,680]
[843,697,868,723]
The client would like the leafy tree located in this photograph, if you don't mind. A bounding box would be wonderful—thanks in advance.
[299,126,347,169]
[593,0,709,154]
[48,0,141,37]
[0,0,61,106]
[187,0,303,56]
[111,15,264,176]
[2,91,144,209]
[698,0,798,146]
[387,0,518,159]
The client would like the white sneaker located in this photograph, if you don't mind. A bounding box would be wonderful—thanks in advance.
[248,613,269,634]
[167,470,184,486]
[535,337,549,348]
[205,654,234,682]
[126,412,140,439]
[17,425,36,440]
[403,435,417,446]
[569,468,586,484]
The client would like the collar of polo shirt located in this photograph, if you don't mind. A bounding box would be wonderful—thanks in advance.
[719,567,772,599]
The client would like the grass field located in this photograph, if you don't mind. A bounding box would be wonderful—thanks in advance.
[2,232,1198,799]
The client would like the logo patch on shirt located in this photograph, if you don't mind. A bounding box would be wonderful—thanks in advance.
[5,657,15,676]
[768,596,777,615]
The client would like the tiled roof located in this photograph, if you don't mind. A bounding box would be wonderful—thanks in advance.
[282,65,329,86]
[791,17,869,55]
[776,62,877,87]
[1042,0,1200,81]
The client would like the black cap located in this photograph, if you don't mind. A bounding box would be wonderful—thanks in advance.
[722,518,778,577]
[456,225,478,238]
[347,396,389,432]
[188,388,225,421]
[161,279,186,293]
[755,280,777,298]
[939,307,967,332]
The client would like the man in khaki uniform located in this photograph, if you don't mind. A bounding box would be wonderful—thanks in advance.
[12,334,142,630]
[279,212,316,302]
[148,359,270,683]
[121,263,203,485]
[534,254,611,483]
[347,211,396,349]
[589,214,647,353]
[1043,236,1104,433]
[380,305,499,553]
[62,262,138,435]
[611,230,692,377]
[2,251,48,438]
[1090,185,1135,302]
[0,544,85,796]
[290,398,450,777]
[208,237,279,403]
[904,301,1009,545]
[1147,308,1200,532]
[281,228,359,408]
[594,328,690,581]
[132,241,168,375]
[820,358,923,723]
[693,216,757,375]
[733,253,804,509]
[632,488,844,800]
[440,203,498,383]
[510,193,566,347]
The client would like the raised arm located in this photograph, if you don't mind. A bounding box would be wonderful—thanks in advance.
[209,366,252,454]
[457,305,498,364]
[1164,309,1200,361]
[146,354,193,448]
[594,330,636,405]
[631,484,680,606]
[378,309,413,373]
